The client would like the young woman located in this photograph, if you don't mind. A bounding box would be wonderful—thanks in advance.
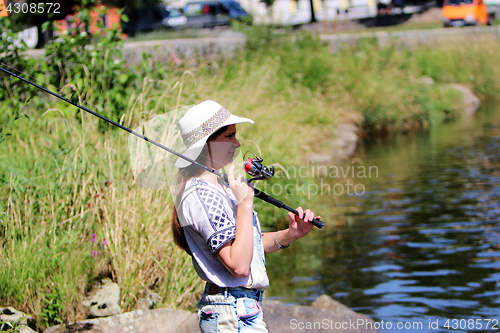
[171,100,317,332]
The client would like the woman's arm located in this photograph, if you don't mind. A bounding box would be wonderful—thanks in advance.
[216,165,255,278]
[263,207,317,254]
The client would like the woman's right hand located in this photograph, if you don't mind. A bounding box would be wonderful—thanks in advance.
[228,164,254,207]
[218,164,255,278]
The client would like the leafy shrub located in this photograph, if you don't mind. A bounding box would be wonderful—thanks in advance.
[44,8,130,128]
[0,18,39,103]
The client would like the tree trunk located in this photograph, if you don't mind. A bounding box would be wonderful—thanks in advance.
[309,0,317,23]
[35,22,52,49]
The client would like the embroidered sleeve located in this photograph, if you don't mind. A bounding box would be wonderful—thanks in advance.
[182,186,236,254]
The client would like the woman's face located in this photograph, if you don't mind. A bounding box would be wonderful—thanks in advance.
[207,124,240,169]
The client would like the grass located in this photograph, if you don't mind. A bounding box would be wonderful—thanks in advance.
[2,21,500,330]
[0,85,204,328]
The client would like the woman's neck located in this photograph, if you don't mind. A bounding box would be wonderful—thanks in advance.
[198,170,221,187]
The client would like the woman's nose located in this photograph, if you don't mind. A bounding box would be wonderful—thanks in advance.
[233,137,241,148]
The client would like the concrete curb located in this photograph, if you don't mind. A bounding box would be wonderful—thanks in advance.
[24,25,500,62]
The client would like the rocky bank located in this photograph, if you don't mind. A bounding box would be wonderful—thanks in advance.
[2,294,376,333]
[308,81,480,165]
[44,294,377,333]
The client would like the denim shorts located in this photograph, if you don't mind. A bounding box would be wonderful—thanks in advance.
[198,283,268,333]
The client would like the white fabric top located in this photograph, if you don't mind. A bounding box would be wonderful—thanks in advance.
[178,178,269,290]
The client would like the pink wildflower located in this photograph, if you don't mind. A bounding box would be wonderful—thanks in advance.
[169,54,181,65]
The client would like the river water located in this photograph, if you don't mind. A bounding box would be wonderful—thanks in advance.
[266,102,500,332]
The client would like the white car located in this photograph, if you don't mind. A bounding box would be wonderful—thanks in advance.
[162,8,187,28]
[122,5,188,33]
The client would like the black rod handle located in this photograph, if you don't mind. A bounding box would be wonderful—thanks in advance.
[283,204,325,229]
[222,174,325,229]
[254,189,324,229]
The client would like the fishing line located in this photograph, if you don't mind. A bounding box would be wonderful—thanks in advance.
[0,61,216,164]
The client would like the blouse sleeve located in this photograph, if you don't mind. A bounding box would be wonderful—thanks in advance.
[181,186,237,255]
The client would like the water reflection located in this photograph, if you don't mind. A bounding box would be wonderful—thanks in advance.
[266,102,500,332]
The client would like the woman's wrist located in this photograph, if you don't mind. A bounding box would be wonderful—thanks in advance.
[237,201,254,211]
[276,229,299,248]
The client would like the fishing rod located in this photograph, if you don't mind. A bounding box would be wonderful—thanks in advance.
[0,65,324,229]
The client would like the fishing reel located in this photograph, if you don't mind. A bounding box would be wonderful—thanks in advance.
[243,151,274,183]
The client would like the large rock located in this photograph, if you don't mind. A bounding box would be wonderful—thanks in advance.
[445,83,481,117]
[263,295,378,333]
[44,308,199,333]
[44,294,375,333]
[137,289,163,311]
[82,279,121,318]
[417,75,435,87]
[330,123,359,161]
[311,294,353,312]
[0,307,36,330]
[308,123,360,164]
[15,325,38,333]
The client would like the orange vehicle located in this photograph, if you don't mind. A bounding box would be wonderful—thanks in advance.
[442,0,491,27]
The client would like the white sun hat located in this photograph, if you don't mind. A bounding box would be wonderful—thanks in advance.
[175,100,254,168]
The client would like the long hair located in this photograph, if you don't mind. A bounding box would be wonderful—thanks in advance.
[171,126,229,255]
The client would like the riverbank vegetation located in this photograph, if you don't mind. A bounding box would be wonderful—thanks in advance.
[2,14,500,330]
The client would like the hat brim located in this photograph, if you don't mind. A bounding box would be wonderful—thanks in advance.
[175,115,254,168]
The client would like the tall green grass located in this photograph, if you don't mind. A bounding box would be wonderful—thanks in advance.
[2,15,500,330]
[0,81,203,328]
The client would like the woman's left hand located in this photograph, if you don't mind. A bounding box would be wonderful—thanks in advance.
[287,207,319,239]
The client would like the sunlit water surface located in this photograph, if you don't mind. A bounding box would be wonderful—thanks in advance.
[266,102,500,332]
